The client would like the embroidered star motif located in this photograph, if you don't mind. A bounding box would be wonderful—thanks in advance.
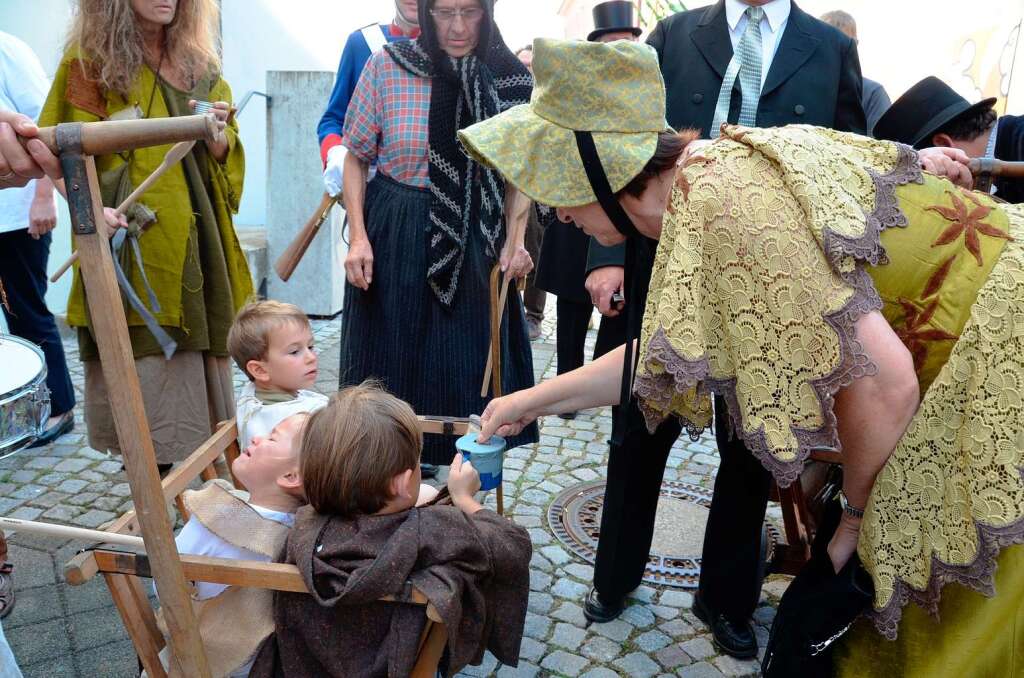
[895,298,958,372]
[925,191,1013,266]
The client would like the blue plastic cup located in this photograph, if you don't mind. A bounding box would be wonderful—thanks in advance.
[454,432,505,491]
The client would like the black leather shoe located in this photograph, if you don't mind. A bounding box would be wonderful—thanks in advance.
[693,591,758,659]
[28,411,74,449]
[420,463,438,479]
[583,588,625,623]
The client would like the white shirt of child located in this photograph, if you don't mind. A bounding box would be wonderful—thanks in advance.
[235,381,329,451]
[174,503,296,600]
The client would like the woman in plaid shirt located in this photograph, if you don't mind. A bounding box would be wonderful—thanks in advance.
[336,0,539,465]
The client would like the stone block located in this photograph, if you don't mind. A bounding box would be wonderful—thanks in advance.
[550,622,587,650]
[551,601,587,626]
[713,655,761,677]
[621,603,656,628]
[592,618,633,642]
[655,643,693,669]
[528,592,554,615]
[53,458,90,473]
[540,650,589,677]
[581,635,621,662]
[614,652,661,678]
[677,661,725,678]
[551,578,588,601]
[659,590,694,608]
[539,544,570,566]
[74,509,116,528]
[680,637,716,661]
[636,628,672,652]
[41,505,80,522]
[523,612,551,640]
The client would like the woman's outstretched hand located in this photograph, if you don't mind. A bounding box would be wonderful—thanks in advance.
[478,392,538,441]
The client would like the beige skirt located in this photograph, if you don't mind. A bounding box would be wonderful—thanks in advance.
[84,351,235,464]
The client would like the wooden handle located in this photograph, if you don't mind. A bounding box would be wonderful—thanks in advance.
[0,516,145,548]
[275,192,338,282]
[968,157,1024,178]
[25,115,217,156]
[481,264,509,398]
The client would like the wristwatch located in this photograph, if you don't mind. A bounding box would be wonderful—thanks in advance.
[839,491,864,519]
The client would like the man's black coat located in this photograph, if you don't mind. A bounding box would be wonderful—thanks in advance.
[647,0,866,136]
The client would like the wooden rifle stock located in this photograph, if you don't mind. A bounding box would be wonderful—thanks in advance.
[274,192,338,282]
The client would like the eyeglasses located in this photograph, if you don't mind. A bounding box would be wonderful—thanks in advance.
[429,7,485,24]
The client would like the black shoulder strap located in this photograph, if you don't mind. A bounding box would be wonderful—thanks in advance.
[574,131,644,444]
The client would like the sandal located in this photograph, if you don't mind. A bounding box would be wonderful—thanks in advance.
[0,562,14,619]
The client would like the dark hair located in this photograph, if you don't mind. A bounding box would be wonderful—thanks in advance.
[935,106,998,143]
[616,129,700,199]
[300,383,422,517]
[515,44,532,56]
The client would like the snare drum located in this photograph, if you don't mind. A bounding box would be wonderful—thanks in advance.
[0,335,50,456]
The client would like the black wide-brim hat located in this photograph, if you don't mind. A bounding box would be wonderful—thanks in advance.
[587,0,643,42]
[874,76,997,149]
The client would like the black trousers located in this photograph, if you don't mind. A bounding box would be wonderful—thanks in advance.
[593,414,682,600]
[697,395,772,620]
[0,230,76,416]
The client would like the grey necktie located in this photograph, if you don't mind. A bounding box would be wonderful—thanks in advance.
[710,5,765,138]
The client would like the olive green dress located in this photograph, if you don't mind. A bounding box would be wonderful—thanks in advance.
[39,50,252,462]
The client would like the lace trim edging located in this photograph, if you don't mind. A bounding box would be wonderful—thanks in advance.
[868,471,1024,639]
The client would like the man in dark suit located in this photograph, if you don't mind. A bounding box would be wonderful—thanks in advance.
[638,0,866,660]
[874,76,1024,204]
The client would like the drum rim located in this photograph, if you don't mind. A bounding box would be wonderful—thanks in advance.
[0,334,48,402]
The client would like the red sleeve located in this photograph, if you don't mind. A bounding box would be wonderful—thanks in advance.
[320,133,343,166]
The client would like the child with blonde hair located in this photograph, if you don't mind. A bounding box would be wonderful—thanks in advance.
[228,300,328,450]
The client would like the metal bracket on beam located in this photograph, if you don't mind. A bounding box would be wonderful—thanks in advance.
[55,123,97,236]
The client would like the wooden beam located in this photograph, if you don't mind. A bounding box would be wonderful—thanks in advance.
[63,137,210,676]
[108,420,237,536]
[105,573,167,678]
[83,548,442,623]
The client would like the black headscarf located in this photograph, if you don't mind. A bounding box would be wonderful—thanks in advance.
[385,0,533,307]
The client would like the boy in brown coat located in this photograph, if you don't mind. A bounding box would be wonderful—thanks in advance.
[250,384,532,677]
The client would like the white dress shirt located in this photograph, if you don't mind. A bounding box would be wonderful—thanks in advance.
[724,0,792,89]
[0,31,50,234]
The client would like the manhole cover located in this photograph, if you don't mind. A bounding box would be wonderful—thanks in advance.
[547,479,780,589]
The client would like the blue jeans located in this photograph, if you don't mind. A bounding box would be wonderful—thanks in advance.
[0,229,75,416]
[0,620,23,678]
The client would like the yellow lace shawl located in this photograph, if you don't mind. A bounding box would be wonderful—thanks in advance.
[635,125,1024,636]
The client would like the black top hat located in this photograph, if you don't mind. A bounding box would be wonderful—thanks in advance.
[588,1,642,42]
[874,76,997,149]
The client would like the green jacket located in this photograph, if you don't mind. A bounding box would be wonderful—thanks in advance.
[39,51,252,339]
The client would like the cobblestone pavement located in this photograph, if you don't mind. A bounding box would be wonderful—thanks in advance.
[1,312,789,677]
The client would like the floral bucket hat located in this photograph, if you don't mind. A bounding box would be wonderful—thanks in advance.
[458,37,670,208]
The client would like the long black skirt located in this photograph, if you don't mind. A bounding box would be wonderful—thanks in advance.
[339,174,539,465]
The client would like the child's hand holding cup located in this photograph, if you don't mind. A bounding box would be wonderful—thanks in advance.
[448,453,483,514]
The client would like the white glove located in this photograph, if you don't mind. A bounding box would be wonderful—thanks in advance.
[323,144,347,197]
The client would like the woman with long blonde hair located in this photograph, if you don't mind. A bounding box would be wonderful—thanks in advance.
[40,0,252,469]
